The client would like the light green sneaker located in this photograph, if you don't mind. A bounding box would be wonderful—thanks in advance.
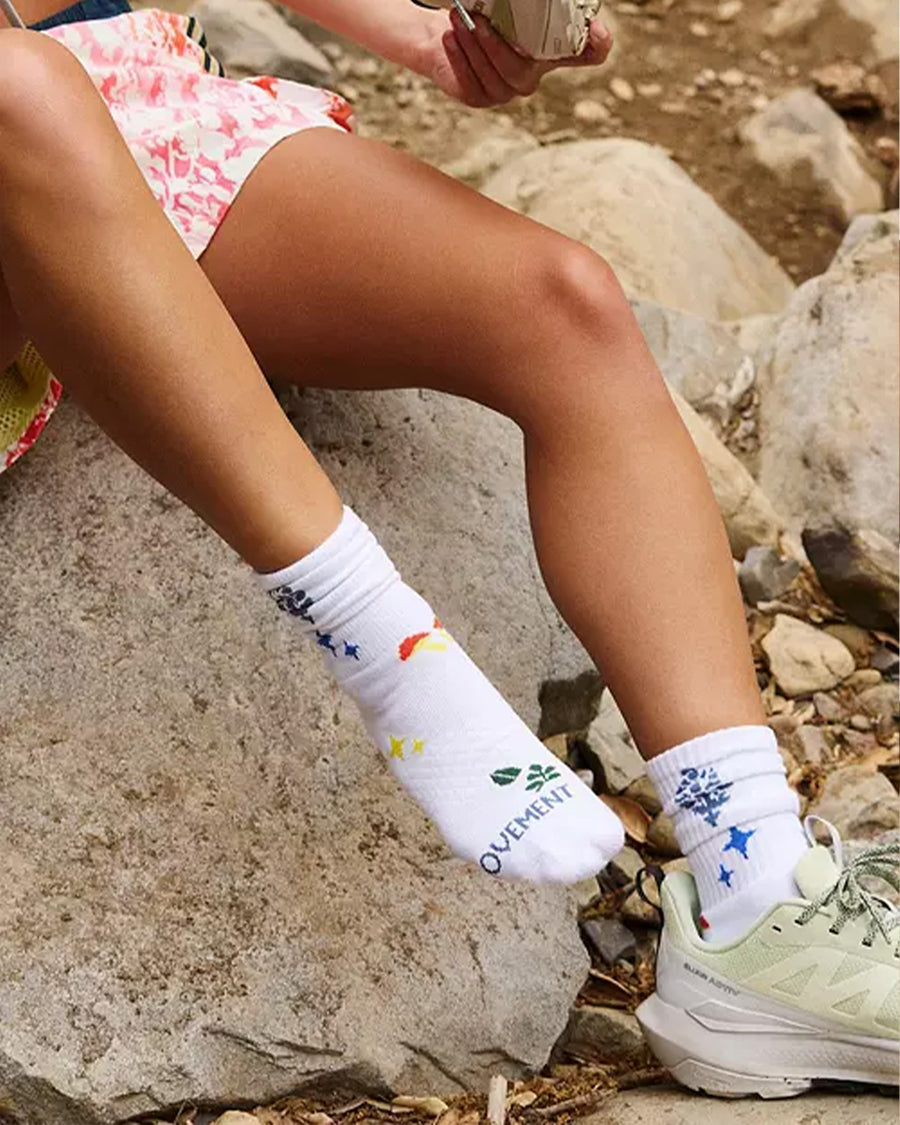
[414,0,602,59]
[636,832,899,1098]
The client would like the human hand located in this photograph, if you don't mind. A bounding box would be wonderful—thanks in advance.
[415,7,614,107]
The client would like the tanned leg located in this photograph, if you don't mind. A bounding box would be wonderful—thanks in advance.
[198,129,766,758]
[0,31,341,571]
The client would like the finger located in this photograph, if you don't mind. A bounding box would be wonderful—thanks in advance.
[560,20,614,68]
[468,14,544,95]
[440,27,493,107]
[450,10,520,104]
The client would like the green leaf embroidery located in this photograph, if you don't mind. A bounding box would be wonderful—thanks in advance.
[491,767,522,787]
[525,763,560,793]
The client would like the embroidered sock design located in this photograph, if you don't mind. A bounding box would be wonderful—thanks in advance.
[490,762,562,793]
[259,507,624,883]
[723,824,756,859]
[674,766,733,827]
[648,725,809,942]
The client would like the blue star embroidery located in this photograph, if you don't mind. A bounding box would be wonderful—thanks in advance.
[316,631,338,656]
[722,825,756,860]
[718,864,734,888]
[343,642,361,660]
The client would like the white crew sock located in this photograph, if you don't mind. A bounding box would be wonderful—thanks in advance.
[647,724,809,942]
[259,506,624,882]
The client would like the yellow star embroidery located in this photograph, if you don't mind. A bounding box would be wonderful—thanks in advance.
[412,738,426,755]
[389,736,406,760]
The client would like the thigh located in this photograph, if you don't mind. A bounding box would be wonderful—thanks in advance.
[199,127,569,417]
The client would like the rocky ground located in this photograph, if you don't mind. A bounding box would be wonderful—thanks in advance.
[0,1,897,1123]
[282,0,899,282]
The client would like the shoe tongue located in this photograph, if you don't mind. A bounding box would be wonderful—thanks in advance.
[794,845,840,899]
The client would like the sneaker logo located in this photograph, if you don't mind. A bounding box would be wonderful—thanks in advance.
[398,618,454,662]
[674,766,733,827]
[479,783,574,875]
[683,959,740,997]
[722,825,756,860]
[490,762,561,793]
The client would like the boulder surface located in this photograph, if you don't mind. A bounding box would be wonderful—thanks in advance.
[740,89,882,222]
[0,390,591,1124]
[482,139,795,321]
[757,212,899,543]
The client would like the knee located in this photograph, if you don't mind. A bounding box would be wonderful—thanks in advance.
[507,237,663,423]
[536,239,626,328]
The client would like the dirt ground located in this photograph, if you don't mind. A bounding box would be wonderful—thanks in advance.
[298,0,899,284]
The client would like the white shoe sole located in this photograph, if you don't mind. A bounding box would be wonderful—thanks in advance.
[637,991,900,1099]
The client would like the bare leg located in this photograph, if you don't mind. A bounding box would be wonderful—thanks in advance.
[0,32,341,570]
[1,33,763,759]
[198,130,766,758]
[0,35,629,880]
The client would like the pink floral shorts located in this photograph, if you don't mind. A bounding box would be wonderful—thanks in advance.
[46,7,354,258]
[1,7,353,472]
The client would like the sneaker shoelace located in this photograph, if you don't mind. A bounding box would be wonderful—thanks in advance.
[795,842,900,955]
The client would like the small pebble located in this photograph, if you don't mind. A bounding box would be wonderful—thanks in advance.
[610,77,636,102]
[871,646,900,676]
[719,68,746,87]
[847,668,883,690]
[850,713,872,731]
[813,691,844,721]
[716,0,743,20]
[574,98,611,124]
[690,20,710,37]
[637,82,663,98]
[874,136,900,167]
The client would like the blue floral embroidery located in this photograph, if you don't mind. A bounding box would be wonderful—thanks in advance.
[722,825,756,860]
[718,863,734,888]
[270,585,316,624]
[344,642,361,660]
[674,766,733,827]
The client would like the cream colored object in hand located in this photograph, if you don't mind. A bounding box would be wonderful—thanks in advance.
[429,0,602,60]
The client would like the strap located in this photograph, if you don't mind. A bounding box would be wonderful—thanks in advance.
[0,0,25,28]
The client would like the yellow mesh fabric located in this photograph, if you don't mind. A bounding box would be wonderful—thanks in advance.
[0,343,52,452]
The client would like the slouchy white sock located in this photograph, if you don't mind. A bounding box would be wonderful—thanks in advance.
[259,507,624,882]
[647,724,809,941]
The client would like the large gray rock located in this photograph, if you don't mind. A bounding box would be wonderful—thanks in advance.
[582,693,645,794]
[757,212,900,543]
[810,766,900,838]
[632,300,755,418]
[740,89,882,223]
[482,139,795,321]
[668,388,784,557]
[194,0,333,84]
[803,525,900,630]
[552,1006,645,1064]
[764,0,899,67]
[0,391,591,1125]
